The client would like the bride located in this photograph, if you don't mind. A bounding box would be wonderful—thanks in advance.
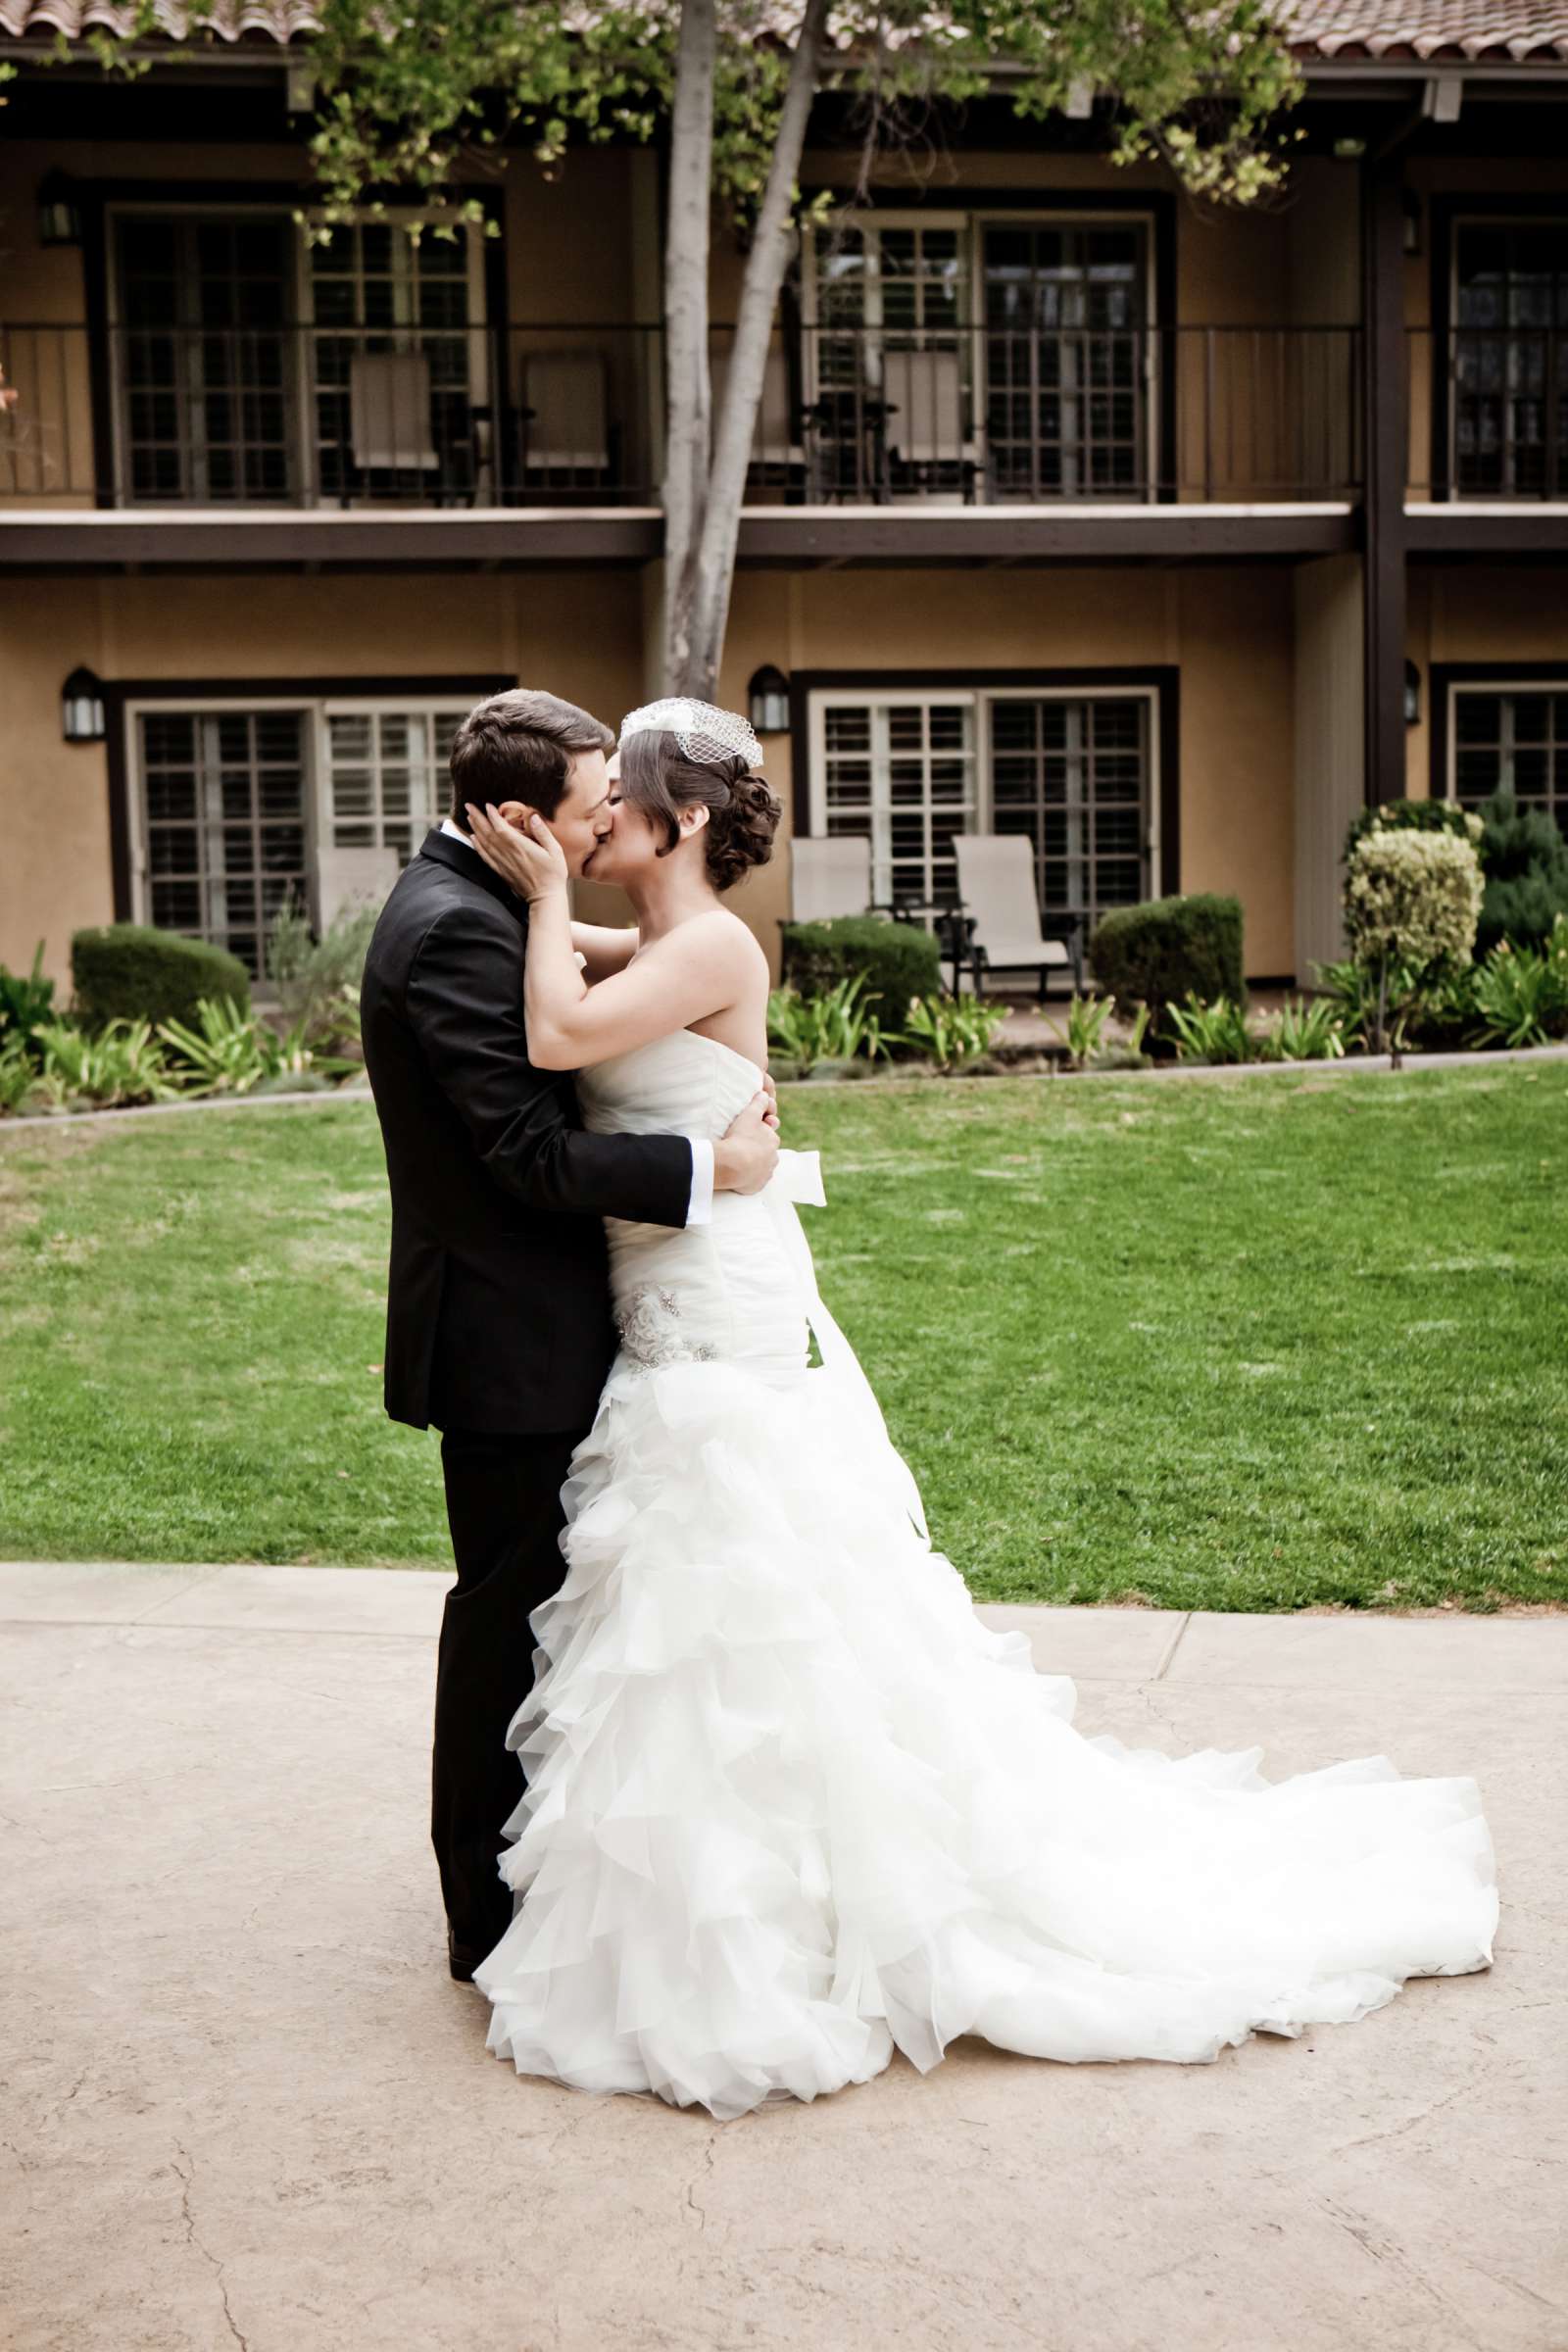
[459,696,1498,2124]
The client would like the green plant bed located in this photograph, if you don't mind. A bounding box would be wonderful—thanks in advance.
[2,1072,1563,1611]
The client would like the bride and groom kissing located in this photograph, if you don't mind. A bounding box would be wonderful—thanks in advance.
[361,684,1497,2125]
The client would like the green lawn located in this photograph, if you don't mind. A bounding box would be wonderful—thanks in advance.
[1,1065,1563,1610]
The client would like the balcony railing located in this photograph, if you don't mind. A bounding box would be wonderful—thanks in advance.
[1407,326,1568,501]
[0,321,1363,511]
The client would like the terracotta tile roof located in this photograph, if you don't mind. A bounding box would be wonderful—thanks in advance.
[1279,0,1568,58]
[2,0,1566,61]
[0,0,319,38]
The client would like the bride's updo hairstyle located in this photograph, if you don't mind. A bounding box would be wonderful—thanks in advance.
[615,702,782,892]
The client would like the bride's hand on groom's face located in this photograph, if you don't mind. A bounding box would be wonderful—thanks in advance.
[466,801,569,903]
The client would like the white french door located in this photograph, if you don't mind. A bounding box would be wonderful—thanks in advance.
[808,684,1159,925]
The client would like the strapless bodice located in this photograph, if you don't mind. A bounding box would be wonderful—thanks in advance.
[576,1025,766,1144]
[577,1029,813,1384]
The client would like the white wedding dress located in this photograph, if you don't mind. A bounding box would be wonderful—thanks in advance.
[471,1028,1498,2121]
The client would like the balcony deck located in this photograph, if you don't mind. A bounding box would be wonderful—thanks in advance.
[2,317,1563,567]
[0,499,1362,570]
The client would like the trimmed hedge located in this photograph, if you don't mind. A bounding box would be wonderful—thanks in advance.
[72,924,250,1030]
[1343,796,1482,865]
[1088,894,1245,1041]
[779,914,942,1015]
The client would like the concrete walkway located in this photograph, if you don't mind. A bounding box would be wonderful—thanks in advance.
[3,1563,1562,2352]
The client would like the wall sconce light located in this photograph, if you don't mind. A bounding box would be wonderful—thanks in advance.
[62,666,106,743]
[1403,661,1422,729]
[38,172,83,248]
[1402,191,1422,257]
[748,664,790,734]
[1333,136,1366,160]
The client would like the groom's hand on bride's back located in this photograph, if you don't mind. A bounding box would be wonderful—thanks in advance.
[714,1090,780,1196]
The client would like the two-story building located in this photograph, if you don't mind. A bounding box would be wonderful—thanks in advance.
[3,0,1566,991]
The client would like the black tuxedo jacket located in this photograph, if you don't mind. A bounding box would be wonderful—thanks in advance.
[360,827,694,1434]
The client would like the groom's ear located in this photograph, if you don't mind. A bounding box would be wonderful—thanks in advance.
[496,799,534,832]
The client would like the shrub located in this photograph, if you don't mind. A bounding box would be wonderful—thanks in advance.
[158,997,351,1096]
[1047,991,1114,1071]
[1164,992,1253,1064]
[766,974,895,1071]
[0,1038,37,1114]
[1262,997,1347,1061]
[1472,790,1568,955]
[779,915,942,1023]
[1400,962,1482,1051]
[267,894,376,1053]
[1470,920,1568,1049]
[896,994,1010,1072]
[1088,894,1245,1044]
[1343,827,1483,1053]
[1344,797,1483,865]
[31,1017,183,1109]
[73,924,250,1031]
[0,943,56,1060]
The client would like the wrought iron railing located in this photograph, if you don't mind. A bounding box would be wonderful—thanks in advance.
[0,321,1364,509]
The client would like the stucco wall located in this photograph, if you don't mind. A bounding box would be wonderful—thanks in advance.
[2,571,646,988]
[715,564,1298,979]
[1404,564,1568,801]
[3,562,1299,989]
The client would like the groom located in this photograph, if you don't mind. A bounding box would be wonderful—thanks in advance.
[360,687,780,1981]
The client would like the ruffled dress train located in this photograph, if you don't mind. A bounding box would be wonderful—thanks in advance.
[470,1030,1498,2121]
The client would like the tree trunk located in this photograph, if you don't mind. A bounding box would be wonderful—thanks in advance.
[682,0,829,698]
[662,0,828,700]
[661,0,717,694]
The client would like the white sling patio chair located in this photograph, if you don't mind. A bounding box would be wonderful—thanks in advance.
[349,351,439,473]
[521,351,611,480]
[790,837,877,924]
[953,833,1084,999]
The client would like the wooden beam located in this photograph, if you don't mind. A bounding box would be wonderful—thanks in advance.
[1361,153,1409,807]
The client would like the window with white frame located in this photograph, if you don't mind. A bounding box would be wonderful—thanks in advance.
[322,704,466,862]
[131,695,474,977]
[800,210,1154,501]
[1449,684,1568,836]
[135,706,311,978]
[808,685,1156,925]
[304,218,488,501]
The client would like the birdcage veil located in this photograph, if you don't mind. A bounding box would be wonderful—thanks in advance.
[618,698,762,771]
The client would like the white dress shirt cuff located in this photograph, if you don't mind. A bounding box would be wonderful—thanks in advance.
[683,1137,715,1228]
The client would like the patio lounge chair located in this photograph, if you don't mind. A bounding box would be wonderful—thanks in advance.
[953,833,1084,999]
[790,837,878,923]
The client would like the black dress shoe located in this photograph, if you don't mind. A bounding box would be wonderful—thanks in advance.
[448,1925,494,1983]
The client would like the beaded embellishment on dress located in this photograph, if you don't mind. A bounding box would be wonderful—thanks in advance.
[614,1283,719,1369]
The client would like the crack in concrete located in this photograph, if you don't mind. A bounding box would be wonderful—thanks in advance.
[1467,2263,1564,2316]
[1326,2068,1496,2160]
[171,2141,249,2352]
[682,2133,718,2233]
[1315,2193,1487,2348]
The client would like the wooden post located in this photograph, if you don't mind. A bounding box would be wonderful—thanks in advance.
[1361,153,1408,808]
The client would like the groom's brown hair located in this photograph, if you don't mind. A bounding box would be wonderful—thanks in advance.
[448,688,613,830]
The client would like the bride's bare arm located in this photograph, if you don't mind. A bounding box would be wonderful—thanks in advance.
[570,922,639,983]
[466,800,762,1071]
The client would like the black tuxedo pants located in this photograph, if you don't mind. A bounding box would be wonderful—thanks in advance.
[433,1423,583,1959]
